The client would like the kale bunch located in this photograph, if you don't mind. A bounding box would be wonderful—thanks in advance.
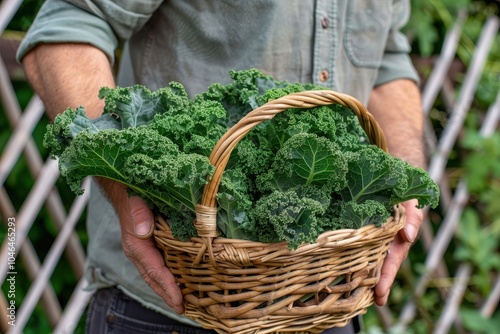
[45,69,439,249]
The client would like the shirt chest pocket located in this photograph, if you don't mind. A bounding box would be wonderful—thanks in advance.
[344,0,392,68]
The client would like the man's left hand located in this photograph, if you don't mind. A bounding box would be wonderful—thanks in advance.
[374,199,424,306]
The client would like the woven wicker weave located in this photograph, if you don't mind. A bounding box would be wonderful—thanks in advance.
[154,90,406,334]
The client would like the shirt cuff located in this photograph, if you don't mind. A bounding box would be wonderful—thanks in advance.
[375,53,420,87]
[16,0,118,64]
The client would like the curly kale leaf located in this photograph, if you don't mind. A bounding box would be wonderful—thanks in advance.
[391,165,441,209]
[197,68,294,125]
[150,99,227,155]
[45,84,188,156]
[57,127,178,193]
[227,139,274,177]
[250,189,328,249]
[123,153,214,212]
[98,82,191,127]
[98,85,163,128]
[338,145,440,210]
[249,104,368,156]
[256,133,347,193]
[45,84,215,232]
[217,169,253,240]
[166,209,199,241]
[327,200,391,230]
[340,146,407,205]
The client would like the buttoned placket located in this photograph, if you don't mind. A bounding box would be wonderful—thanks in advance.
[313,0,337,89]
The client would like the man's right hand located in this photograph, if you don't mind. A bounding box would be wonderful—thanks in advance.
[98,178,185,314]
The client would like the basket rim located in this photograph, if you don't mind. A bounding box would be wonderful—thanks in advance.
[154,204,405,259]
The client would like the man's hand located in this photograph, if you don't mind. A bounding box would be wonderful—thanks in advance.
[122,196,185,314]
[99,178,185,314]
[374,199,424,305]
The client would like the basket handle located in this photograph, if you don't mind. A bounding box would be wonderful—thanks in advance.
[194,90,387,239]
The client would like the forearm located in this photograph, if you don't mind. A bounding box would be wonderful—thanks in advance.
[21,43,115,120]
[23,43,122,204]
[367,79,426,169]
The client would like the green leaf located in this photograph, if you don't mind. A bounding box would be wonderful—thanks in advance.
[217,169,253,239]
[335,200,391,229]
[257,133,347,192]
[460,308,500,333]
[123,153,214,212]
[455,208,500,275]
[340,146,406,204]
[456,208,481,252]
[463,132,500,192]
[251,190,327,249]
[392,165,440,208]
[415,15,439,56]
[99,85,165,128]
[58,127,179,192]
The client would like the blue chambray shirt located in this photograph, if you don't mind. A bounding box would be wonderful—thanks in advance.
[18,0,419,328]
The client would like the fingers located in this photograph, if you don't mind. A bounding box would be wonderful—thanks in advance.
[99,181,184,313]
[129,196,155,239]
[374,232,411,306]
[374,200,424,306]
[122,234,185,314]
[120,195,184,313]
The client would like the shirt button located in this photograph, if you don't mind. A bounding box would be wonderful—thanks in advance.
[319,70,329,82]
[321,17,329,29]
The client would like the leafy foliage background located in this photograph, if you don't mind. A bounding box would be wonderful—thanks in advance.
[1,0,499,333]
[365,1,500,333]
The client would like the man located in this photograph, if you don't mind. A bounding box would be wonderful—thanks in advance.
[18,1,425,333]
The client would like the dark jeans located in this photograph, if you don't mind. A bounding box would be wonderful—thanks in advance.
[86,287,358,334]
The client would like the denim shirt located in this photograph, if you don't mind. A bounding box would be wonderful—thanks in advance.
[18,0,418,328]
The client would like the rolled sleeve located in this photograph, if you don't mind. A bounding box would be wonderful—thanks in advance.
[374,0,420,86]
[17,0,162,64]
[66,0,163,40]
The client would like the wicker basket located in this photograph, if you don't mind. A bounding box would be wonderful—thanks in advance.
[154,90,406,334]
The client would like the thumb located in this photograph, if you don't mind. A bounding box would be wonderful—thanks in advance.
[400,199,423,243]
[129,196,155,239]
